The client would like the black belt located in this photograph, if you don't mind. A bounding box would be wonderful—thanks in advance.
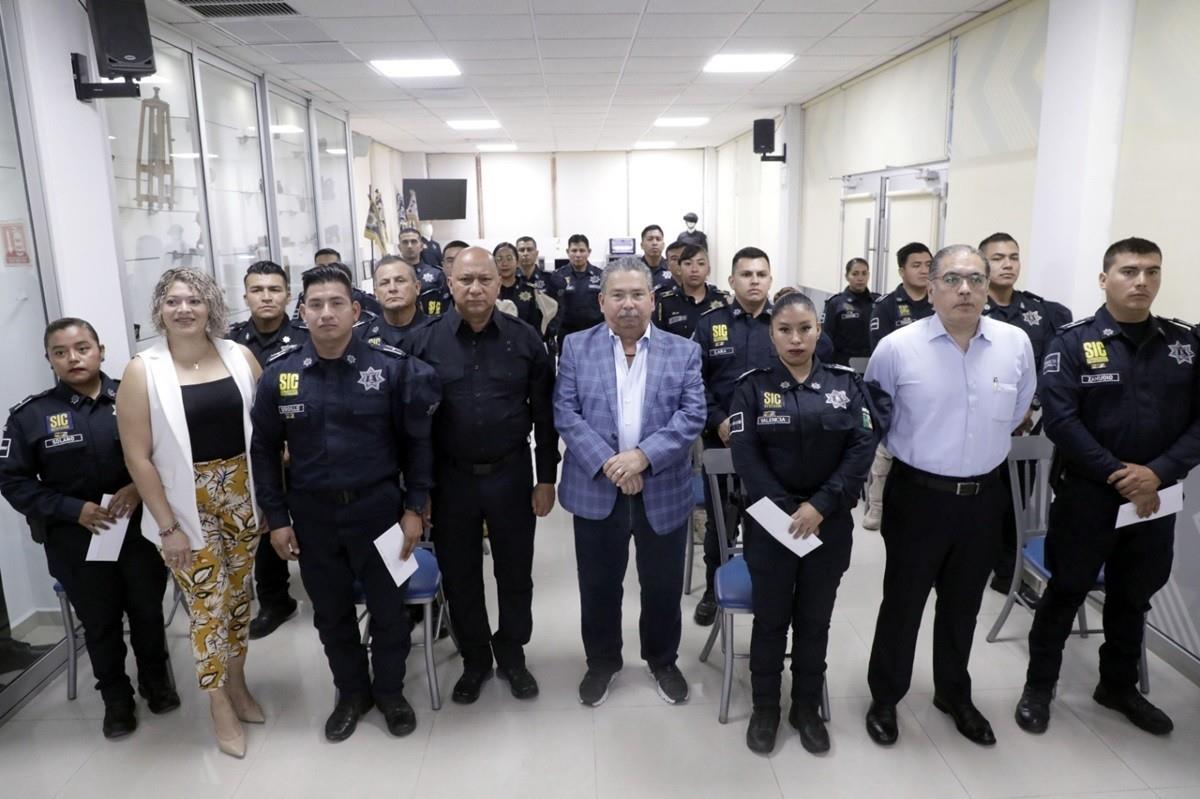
[446,447,525,477]
[893,460,999,497]
[301,480,392,505]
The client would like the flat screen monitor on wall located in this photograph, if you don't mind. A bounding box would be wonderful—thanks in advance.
[609,237,636,255]
[401,179,468,220]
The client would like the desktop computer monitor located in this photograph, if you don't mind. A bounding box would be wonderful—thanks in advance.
[608,237,636,256]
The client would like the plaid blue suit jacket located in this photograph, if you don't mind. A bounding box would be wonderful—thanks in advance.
[554,323,705,534]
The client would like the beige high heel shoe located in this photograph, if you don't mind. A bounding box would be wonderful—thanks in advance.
[233,696,265,725]
[226,656,265,724]
[211,697,246,759]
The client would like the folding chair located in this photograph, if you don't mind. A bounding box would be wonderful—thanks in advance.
[697,448,830,723]
[682,469,706,595]
[985,435,1149,694]
[53,582,82,700]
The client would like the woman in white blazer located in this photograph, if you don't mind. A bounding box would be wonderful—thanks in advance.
[117,268,263,759]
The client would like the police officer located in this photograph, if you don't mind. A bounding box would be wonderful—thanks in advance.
[822,257,879,366]
[516,236,550,293]
[226,261,307,640]
[639,225,673,293]
[494,241,542,331]
[399,227,451,318]
[979,233,1059,368]
[862,242,934,530]
[546,233,604,353]
[654,244,728,338]
[359,255,432,350]
[0,318,177,739]
[312,248,383,316]
[692,246,777,624]
[442,240,469,278]
[1016,237,1200,737]
[407,247,558,704]
[729,292,875,754]
[251,265,441,743]
[663,240,686,293]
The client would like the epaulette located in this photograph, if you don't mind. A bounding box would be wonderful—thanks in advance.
[226,319,248,335]
[1060,316,1093,330]
[267,344,301,363]
[826,363,856,373]
[1163,316,1195,332]
[735,367,770,383]
[700,304,727,317]
[368,342,408,358]
[1021,290,1048,304]
[292,319,309,331]
[9,388,52,414]
[658,287,679,299]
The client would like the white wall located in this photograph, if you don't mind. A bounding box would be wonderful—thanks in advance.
[714,127,785,288]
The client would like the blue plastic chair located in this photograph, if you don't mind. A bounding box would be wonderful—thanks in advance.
[697,448,831,724]
[355,547,446,710]
[986,435,1149,694]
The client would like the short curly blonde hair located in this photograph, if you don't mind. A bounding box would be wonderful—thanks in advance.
[151,267,227,339]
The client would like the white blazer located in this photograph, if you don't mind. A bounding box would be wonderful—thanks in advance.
[137,338,259,550]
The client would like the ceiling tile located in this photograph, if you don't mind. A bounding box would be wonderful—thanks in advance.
[286,62,379,79]
[257,43,362,64]
[533,0,645,9]
[805,36,913,56]
[410,0,528,12]
[618,72,691,86]
[541,58,625,74]
[466,74,546,88]
[536,39,631,58]
[735,13,852,38]
[216,18,330,44]
[315,16,432,42]
[440,40,538,60]
[536,14,640,39]
[145,0,199,24]
[835,12,956,36]
[783,53,875,70]
[866,0,980,10]
[214,45,281,67]
[630,37,725,57]
[424,15,534,40]
[543,73,621,87]
[290,0,417,17]
[719,36,820,53]
[623,56,707,73]
[636,13,746,38]
[647,0,760,10]
[344,41,448,59]
[459,59,543,75]
[755,0,869,10]
[171,22,243,48]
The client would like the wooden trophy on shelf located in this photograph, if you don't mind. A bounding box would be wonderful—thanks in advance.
[135,87,175,211]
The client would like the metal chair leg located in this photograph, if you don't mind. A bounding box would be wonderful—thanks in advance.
[719,611,733,724]
[819,676,831,722]
[423,603,441,710]
[57,591,78,701]
[438,590,460,656]
[699,613,720,663]
[1076,603,1088,639]
[683,535,695,595]
[1139,615,1150,695]
[360,609,371,646]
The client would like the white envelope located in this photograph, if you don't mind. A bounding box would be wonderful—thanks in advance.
[373,523,420,587]
[85,493,131,562]
[746,497,823,558]
[1115,483,1183,529]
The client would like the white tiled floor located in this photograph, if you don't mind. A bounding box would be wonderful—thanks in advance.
[6,503,1200,799]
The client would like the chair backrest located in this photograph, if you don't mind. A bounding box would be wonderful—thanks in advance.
[701,447,742,563]
[1006,434,1055,544]
[848,357,870,375]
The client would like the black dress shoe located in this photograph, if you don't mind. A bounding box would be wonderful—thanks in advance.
[248,600,299,641]
[451,667,493,705]
[746,706,781,754]
[377,695,416,737]
[1014,687,1051,734]
[138,680,181,714]
[865,701,898,746]
[693,593,717,627]
[933,695,996,745]
[497,665,539,699]
[1093,683,1173,735]
[324,694,373,742]
[789,703,830,753]
[0,640,54,673]
[102,699,137,739]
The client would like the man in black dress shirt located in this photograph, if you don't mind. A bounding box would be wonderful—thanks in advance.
[359,255,430,350]
[407,247,559,704]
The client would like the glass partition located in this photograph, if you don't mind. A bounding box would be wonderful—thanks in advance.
[199,61,269,321]
[315,110,354,271]
[268,91,316,295]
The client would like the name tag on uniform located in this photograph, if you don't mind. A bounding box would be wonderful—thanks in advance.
[669,314,687,325]
[44,433,84,449]
[278,403,306,418]
[757,414,791,426]
[840,309,859,320]
[1081,373,1121,385]
[708,346,734,357]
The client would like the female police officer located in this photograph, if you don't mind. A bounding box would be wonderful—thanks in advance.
[728,291,875,754]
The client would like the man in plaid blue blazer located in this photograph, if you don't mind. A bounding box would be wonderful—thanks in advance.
[554,258,706,707]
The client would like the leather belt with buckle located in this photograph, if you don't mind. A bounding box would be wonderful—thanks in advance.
[893,460,997,497]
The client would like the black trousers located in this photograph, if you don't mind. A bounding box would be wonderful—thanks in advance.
[991,465,1018,584]
[42,525,170,703]
[254,535,292,612]
[1026,475,1174,693]
[290,484,411,701]
[574,493,687,671]
[701,436,737,595]
[746,510,853,709]
[432,451,536,671]
[867,464,1004,704]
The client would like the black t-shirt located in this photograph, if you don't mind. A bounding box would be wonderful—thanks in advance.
[1119,318,1154,348]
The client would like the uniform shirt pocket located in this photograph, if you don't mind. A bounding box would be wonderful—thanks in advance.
[991,380,1019,422]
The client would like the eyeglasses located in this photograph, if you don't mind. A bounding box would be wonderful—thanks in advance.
[938,272,988,289]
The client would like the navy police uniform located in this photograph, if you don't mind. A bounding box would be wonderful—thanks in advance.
[547,264,604,352]
[294,287,382,320]
[0,376,171,705]
[250,336,441,703]
[499,276,543,332]
[729,359,875,708]
[1026,307,1200,695]
[519,267,550,295]
[641,257,674,294]
[983,290,1059,367]
[822,288,879,365]
[407,308,558,675]
[868,285,933,351]
[415,262,451,318]
[654,284,728,339]
[358,310,432,351]
[227,317,309,365]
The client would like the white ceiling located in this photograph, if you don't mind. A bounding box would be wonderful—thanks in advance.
[146,0,1005,153]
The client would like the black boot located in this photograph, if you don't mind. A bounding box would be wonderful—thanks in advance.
[789,703,830,753]
[745,706,781,754]
[102,698,137,739]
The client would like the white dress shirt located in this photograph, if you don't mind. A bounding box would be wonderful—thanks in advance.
[609,323,653,452]
[865,314,1036,478]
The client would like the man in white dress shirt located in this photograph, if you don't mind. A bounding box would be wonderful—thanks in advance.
[862,244,1036,747]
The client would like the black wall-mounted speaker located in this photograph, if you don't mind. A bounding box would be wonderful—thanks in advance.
[87,0,156,78]
[753,119,775,155]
